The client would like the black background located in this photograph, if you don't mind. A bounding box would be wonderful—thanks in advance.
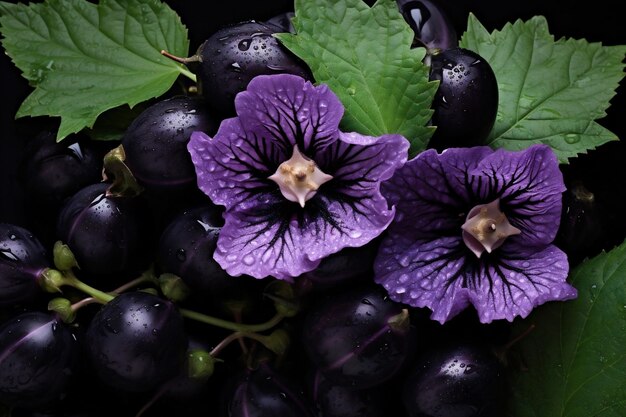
[1,0,625,233]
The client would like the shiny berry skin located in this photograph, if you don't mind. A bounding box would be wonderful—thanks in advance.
[223,362,315,417]
[396,0,458,51]
[0,223,49,306]
[428,47,498,151]
[121,95,218,192]
[20,130,104,211]
[402,342,506,417]
[194,20,312,117]
[0,311,77,410]
[301,284,413,389]
[55,182,152,279]
[156,204,232,294]
[265,11,296,33]
[84,291,187,393]
[309,370,387,417]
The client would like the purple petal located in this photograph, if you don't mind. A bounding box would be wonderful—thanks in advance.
[381,147,492,240]
[470,144,565,248]
[215,195,392,280]
[470,246,576,323]
[374,234,472,323]
[214,134,409,280]
[234,74,344,156]
[375,234,575,323]
[188,125,279,209]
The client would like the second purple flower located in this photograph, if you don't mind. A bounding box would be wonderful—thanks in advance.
[188,74,409,280]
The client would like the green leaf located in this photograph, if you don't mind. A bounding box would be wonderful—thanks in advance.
[0,0,191,142]
[507,241,626,417]
[276,0,438,156]
[461,14,626,163]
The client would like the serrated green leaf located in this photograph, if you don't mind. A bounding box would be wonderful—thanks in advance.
[0,0,191,142]
[461,14,626,163]
[276,0,438,156]
[507,241,626,417]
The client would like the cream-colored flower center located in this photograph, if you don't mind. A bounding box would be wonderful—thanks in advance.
[268,146,333,208]
[461,198,521,258]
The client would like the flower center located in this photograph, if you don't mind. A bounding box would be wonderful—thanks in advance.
[461,198,521,258]
[268,145,333,208]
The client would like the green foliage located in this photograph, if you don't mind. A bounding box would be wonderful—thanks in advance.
[507,241,626,416]
[277,0,438,156]
[462,14,626,163]
[0,0,191,141]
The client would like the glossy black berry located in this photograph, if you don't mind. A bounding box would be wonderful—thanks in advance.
[84,291,187,393]
[223,362,315,417]
[402,342,506,417]
[396,0,458,51]
[301,284,413,389]
[121,95,218,192]
[0,311,77,410]
[309,370,387,417]
[428,47,498,150]
[156,204,232,294]
[194,20,312,117]
[55,182,152,280]
[0,223,49,306]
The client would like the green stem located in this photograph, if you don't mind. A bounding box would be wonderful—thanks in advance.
[60,271,285,334]
[178,66,197,83]
[180,308,284,333]
[63,271,114,303]
[210,331,276,358]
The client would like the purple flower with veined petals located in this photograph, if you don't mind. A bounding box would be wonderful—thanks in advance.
[188,74,409,280]
[373,144,577,324]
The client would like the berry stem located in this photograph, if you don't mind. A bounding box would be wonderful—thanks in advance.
[62,270,115,303]
[179,308,285,333]
[161,49,198,82]
[59,270,286,333]
[210,331,261,357]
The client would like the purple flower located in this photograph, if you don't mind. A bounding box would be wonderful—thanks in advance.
[373,144,577,324]
[188,74,409,280]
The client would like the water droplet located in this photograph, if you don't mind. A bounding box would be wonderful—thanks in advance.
[8,234,16,240]
[564,133,580,144]
[231,62,242,72]
[238,39,252,51]
[67,143,85,160]
[242,254,255,265]
[349,230,362,239]
[176,249,186,262]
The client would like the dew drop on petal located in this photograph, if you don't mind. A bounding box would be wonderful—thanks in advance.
[242,254,255,266]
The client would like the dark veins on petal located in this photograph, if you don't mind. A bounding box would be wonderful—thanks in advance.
[233,193,347,267]
[256,89,336,157]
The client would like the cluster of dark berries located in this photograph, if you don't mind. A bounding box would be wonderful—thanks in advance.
[0,1,617,416]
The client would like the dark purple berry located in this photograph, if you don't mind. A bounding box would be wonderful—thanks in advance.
[0,311,77,410]
[84,291,187,393]
[265,11,296,33]
[121,95,218,192]
[309,370,387,417]
[55,182,152,280]
[428,47,498,150]
[0,224,49,306]
[156,204,232,294]
[301,284,413,389]
[300,241,379,290]
[402,342,506,417]
[20,130,104,210]
[223,362,315,417]
[194,20,312,117]
[397,0,458,51]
